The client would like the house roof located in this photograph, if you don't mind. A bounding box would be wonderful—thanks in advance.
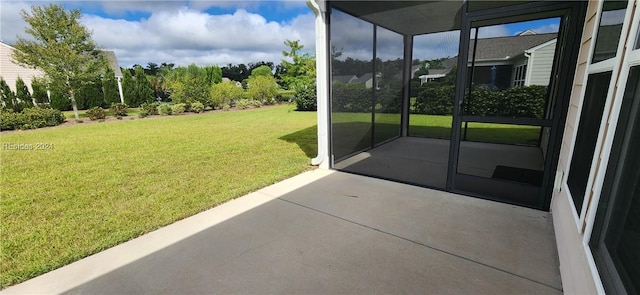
[470,33,557,62]
[353,73,373,84]
[102,50,122,78]
[333,75,357,84]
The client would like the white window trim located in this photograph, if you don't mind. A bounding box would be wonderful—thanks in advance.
[562,0,636,233]
[578,1,639,294]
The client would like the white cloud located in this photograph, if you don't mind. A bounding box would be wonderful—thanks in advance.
[1,1,316,67]
[0,1,33,43]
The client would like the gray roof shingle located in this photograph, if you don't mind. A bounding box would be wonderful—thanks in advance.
[470,33,557,62]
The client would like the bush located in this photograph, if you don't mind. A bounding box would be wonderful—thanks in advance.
[332,83,371,113]
[210,82,244,109]
[251,100,262,108]
[171,103,186,115]
[410,83,547,118]
[237,99,250,109]
[158,103,172,115]
[0,108,65,130]
[190,102,205,113]
[139,102,158,118]
[246,75,278,105]
[110,103,128,117]
[294,86,317,111]
[86,107,106,120]
[0,111,25,130]
[49,91,71,111]
[413,83,455,115]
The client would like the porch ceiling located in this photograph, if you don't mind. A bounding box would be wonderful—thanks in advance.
[331,1,538,36]
[332,1,464,35]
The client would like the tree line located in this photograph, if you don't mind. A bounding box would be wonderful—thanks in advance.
[1,4,316,118]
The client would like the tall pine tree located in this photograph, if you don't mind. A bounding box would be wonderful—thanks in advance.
[15,77,34,109]
[1,78,19,112]
[122,69,136,106]
[102,68,120,105]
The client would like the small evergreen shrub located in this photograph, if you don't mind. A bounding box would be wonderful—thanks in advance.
[294,86,317,111]
[139,102,158,118]
[0,108,65,130]
[158,103,172,115]
[171,103,186,115]
[251,100,262,108]
[0,111,25,130]
[86,107,106,120]
[190,102,205,113]
[237,99,250,109]
[110,103,128,117]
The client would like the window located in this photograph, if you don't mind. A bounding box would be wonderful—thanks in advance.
[567,72,612,213]
[592,0,628,63]
[513,64,527,86]
[590,66,640,295]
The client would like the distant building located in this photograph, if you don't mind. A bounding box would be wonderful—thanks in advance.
[0,41,45,93]
[0,42,125,103]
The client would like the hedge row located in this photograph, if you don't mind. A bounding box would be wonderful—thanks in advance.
[413,84,548,118]
[0,108,66,130]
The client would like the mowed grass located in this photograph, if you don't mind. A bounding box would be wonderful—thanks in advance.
[334,112,541,145]
[0,105,317,288]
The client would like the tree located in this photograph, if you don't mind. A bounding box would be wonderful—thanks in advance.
[250,65,273,77]
[247,75,278,104]
[76,77,104,109]
[31,77,49,104]
[203,65,222,85]
[167,64,209,106]
[134,66,154,106]
[102,68,120,105]
[12,4,108,120]
[15,77,34,108]
[221,63,249,82]
[0,78,18,112]
[280,39,315,91]
[122,68,136,106]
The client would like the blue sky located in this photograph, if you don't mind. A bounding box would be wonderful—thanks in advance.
[1,0,315,67]
[1,1,561,68]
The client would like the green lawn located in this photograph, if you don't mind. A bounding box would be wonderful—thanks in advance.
[63,107,142,119]
[0,105,317,288]
[332,112,541,146]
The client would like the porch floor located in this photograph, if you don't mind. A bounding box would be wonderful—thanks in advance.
[335,136,544,189]
[2,169,562,294]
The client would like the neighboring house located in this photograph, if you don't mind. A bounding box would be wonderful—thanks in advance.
[467,32,557,89]
[353,72,381,89]
[0,41,45,93]
[418,57,457,83]
[0,42,125,103]
[221,77,242,87]
[309,1,640,294]
[101,50,125,104]
[331,73,381,89]
[332,74,357,84]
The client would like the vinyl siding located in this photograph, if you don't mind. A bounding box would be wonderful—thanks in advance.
[0,43,44,93]
[528,40,557,86]
[551,1,601,294]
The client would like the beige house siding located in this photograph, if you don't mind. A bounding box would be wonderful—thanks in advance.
[551,1,601,294]
[527,40,557,86]
[0,42,44,93]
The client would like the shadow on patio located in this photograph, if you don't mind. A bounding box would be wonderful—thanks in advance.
[2,170,562,294]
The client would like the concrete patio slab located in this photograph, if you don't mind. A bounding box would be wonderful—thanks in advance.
[2,169,562,294]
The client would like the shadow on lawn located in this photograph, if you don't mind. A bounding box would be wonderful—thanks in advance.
[279,125,318,158]
[280,122,541,161]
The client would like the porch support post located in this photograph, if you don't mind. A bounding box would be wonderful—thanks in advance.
[308,0,330,169]
[401,35,413,137]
